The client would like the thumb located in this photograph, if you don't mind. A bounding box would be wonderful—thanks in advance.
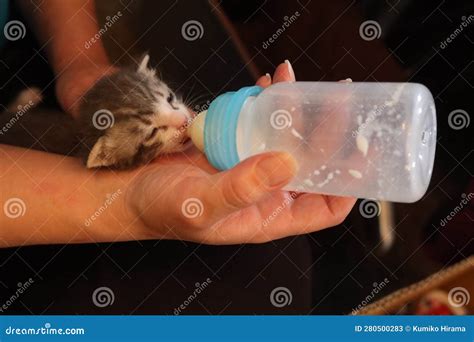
[208,152,297,211]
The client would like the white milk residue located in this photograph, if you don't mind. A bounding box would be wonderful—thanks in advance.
[317,171,335,188]
[291,128,304,140]
[354,84,406,159]
[348,169,363,179]
[356,135,369,156]
[306,164,340,189]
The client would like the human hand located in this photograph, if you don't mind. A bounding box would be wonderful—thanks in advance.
[120,61,356,244]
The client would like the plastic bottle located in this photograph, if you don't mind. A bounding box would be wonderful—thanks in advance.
[187,82,437,202]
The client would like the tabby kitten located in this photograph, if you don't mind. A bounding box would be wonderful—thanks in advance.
[79,54,192,168]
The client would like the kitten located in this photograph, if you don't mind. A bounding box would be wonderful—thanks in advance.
[0,55,192,169]
[79,55,192,168]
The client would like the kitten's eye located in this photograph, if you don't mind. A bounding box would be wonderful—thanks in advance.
[146,127,158,140]
[167,93,175,103]
[146,126,168,140]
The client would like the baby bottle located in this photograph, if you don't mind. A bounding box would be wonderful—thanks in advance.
[187,82,437,202]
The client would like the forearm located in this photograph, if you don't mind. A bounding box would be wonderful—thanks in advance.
[16,0,110,74]
[16,0,119,117]
[0,145,141,248]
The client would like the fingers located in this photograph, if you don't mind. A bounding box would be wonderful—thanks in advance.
[255,73,272,87]
[209,193,356,244]
[268,194,356,240]
[204,152,297,216]
[285,194,356,232]
[255,60,296,88]
[257,63,349,88]
[273,60,296,83]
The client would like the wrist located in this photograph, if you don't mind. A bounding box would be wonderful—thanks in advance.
[87,168,159,243]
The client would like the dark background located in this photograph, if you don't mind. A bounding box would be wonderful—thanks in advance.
[0,0,473,314]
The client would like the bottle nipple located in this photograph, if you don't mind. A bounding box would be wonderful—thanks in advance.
[187,110,207,152]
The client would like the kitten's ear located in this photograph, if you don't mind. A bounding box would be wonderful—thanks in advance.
[86,136,119,168]
[137,54,150,73]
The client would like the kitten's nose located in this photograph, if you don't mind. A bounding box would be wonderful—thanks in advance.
[163,111,189,129]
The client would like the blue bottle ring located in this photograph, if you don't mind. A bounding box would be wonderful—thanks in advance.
[204,86,263,170]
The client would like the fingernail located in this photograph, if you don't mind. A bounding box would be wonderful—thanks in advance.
[284,59,296,80]
[265,73,271,81]
[345,78,352,82]
[256,152,297,188]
